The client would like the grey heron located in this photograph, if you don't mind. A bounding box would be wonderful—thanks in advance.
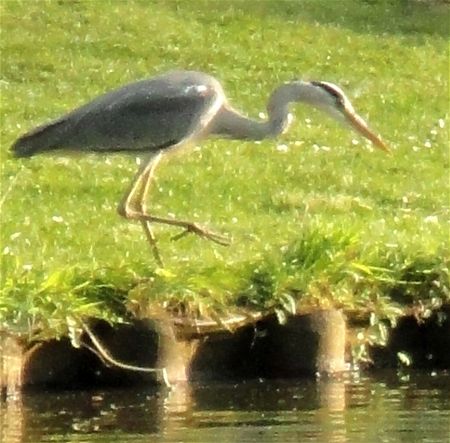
[12,70,389,266]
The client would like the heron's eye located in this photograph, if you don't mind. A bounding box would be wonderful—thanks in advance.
[334,96,345,109]
[311,81,345,108]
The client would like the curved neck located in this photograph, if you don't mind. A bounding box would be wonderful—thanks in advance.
[265,83,297,137]
[211,82,318,141]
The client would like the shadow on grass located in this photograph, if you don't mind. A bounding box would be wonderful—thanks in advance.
[167,0,449,39]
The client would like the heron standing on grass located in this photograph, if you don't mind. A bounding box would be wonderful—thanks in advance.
[12,70,389,266]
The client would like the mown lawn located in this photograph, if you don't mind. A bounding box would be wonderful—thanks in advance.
[0,0,448,345]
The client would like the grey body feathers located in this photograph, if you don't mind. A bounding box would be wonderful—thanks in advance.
[12,71,222,157]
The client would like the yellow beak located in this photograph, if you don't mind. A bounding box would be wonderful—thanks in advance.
[345,109,390,153]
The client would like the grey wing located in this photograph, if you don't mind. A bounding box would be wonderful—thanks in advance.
[65,85,222,152]
[12,73,223,157]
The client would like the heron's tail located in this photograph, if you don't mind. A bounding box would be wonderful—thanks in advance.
[11,118,67,158]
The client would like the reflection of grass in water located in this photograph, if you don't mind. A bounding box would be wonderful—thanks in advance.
[1,0,448,342]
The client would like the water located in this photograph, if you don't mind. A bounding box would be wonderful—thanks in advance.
[1,371,449,443]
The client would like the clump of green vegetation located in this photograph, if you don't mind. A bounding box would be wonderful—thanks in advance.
[1,0,448,356]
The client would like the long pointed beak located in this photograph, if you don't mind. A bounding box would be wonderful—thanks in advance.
[345,109,390,153]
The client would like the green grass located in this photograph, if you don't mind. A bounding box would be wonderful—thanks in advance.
[1,0,449,343]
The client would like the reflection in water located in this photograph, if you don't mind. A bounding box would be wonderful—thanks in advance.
[0,395,23,443]
[1,372,449,443]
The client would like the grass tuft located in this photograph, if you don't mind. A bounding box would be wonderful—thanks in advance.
[1,0,448,349]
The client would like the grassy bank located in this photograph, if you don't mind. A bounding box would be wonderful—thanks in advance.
[1,1,449,351]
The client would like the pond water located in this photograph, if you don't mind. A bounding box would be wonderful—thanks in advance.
[1,371,449,443]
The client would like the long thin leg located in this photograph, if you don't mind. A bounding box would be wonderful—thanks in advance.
[118,151,230,264]
[138,153,229,244]
[118,153,164,265]
[138,153,164,266]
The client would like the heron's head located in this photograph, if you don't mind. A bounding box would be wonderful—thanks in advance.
[305,81,389,152]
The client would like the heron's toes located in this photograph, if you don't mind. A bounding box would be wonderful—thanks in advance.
[205,230,231,246]
[171,222,231,246]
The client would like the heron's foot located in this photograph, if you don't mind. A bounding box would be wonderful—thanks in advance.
[171,222,231,246]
